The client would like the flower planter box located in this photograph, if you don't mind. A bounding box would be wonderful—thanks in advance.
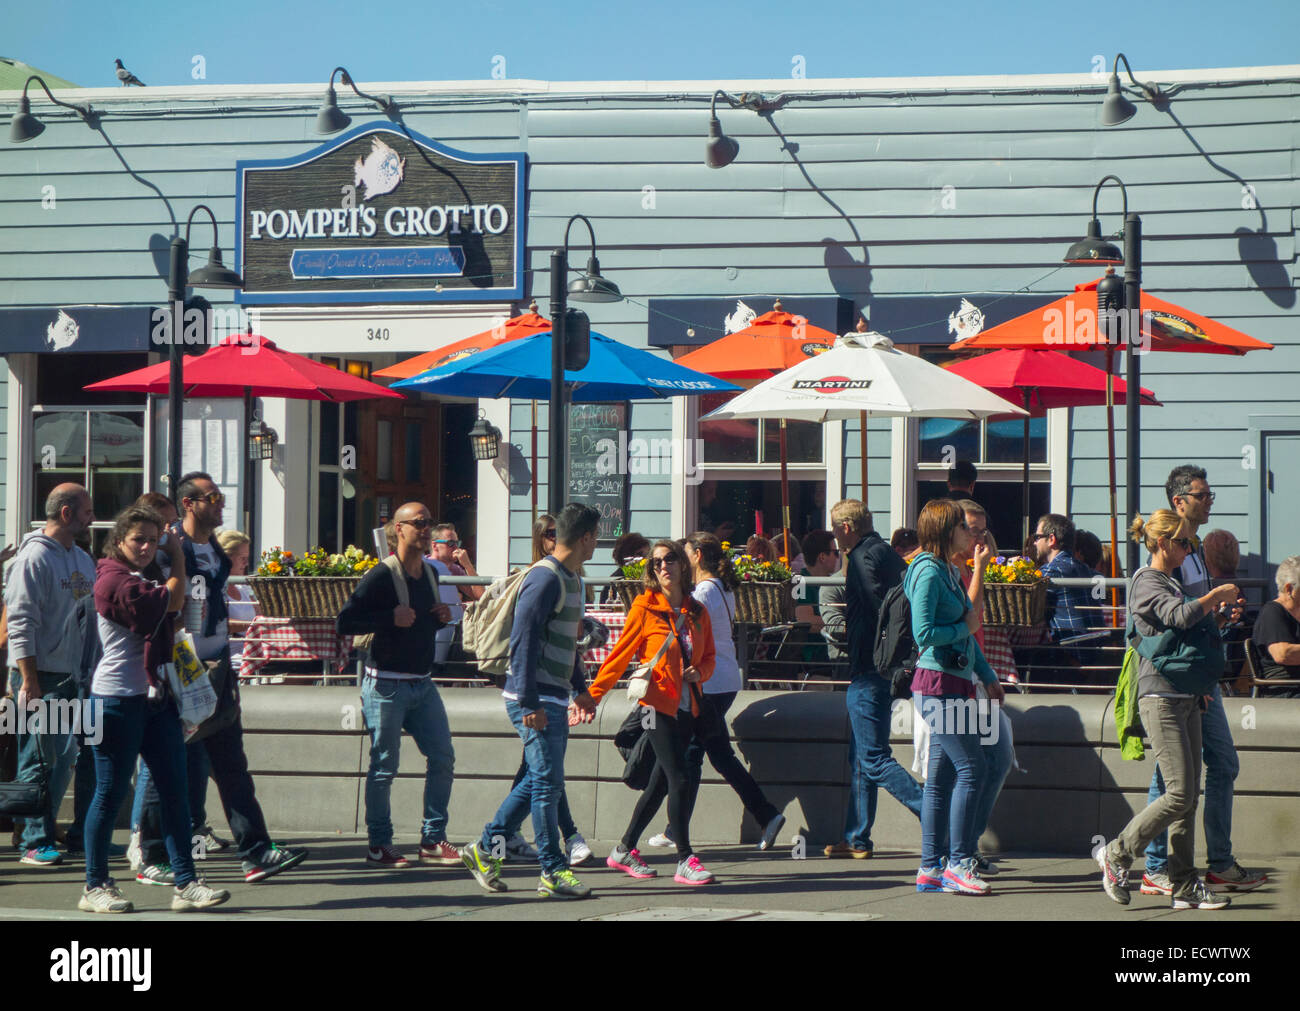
[247,577,361,619]
[609,579,644,612]
[983,580,1047,627]
[734,579,794,625]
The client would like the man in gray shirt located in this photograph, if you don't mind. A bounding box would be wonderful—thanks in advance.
[4,484,97,867]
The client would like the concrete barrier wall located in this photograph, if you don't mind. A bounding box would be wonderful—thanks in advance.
[219,688,1299,858]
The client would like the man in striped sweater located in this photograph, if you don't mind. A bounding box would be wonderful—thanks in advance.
[461,503,600,900]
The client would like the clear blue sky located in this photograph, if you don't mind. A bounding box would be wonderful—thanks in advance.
[10,0,1300,88]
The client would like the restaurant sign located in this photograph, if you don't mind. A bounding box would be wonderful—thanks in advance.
[235,123,525,305]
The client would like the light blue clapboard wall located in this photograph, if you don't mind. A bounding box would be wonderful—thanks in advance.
[0,78,1296,568]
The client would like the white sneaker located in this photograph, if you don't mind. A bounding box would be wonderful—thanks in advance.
[566,833,593,867]
[126,830,142,872]
[505,833,537,862]
[647,831,675,848]
[78,881,134,914]
[171,879,231,912]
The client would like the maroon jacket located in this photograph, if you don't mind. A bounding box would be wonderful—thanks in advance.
[94,557,174,689]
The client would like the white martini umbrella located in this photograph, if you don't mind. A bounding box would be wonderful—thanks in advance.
[702,332,1026,528]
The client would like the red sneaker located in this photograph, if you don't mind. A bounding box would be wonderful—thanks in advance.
[418,841,462,866]
[366,845,410,868]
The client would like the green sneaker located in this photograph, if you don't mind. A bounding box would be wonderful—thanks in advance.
[460,841,507,893]
[537,868,591,900]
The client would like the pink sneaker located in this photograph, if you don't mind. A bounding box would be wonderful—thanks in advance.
[673,854,716,886]
[606,847,656,879]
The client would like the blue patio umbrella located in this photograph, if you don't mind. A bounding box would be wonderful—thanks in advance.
[391,329,740,401]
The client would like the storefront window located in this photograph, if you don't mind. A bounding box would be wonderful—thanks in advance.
[699,392,821,465]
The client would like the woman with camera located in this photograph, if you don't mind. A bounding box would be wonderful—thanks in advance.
[904,499,1004,896]
[1096,509,1241,910]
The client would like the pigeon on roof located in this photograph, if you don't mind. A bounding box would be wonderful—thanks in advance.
[114,59,145,86]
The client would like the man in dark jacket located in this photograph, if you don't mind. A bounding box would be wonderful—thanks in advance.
[823,499,922,858]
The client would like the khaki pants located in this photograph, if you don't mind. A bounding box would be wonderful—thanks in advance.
[1107,695,1203,885]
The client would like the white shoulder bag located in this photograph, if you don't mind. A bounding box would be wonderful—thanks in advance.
[626,612,686,703]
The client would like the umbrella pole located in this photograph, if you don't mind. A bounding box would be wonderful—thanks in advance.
[859,410,868,501]
[244,389,257,564]
[1022,390,1032,549]
[531,399,538,523]
[779,418,791,561]
[1105,347,1121,627]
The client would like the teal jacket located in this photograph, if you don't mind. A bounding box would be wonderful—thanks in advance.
[903,553,997,686]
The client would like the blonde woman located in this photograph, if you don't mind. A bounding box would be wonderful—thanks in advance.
[1096,509,1241,911]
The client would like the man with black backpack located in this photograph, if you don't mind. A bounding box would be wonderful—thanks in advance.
[823,499,923,858]
[337,501,456,869]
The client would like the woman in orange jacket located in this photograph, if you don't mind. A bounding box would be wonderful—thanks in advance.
[576,539,717,884]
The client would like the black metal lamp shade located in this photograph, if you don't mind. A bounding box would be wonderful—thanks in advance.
[706,115,739,169]
[8,95,44,143]
[189,245,244,288]
[316,85,351,134]
[567,255,622,302]
[1100,73,1138,126]
[1064,218,1124,265]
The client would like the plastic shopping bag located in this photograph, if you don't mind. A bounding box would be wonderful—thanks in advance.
[167,630,218,737]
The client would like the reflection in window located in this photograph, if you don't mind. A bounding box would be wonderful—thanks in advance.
[699,392,822,464]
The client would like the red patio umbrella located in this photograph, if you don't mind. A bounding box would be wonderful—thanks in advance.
[944,347,1162,571]
[86,333,402,560]
[675,300,840,557]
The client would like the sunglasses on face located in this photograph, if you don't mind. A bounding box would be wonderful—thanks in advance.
[399,518,433,530]
[1029,533,1049,542]
[1182,491,1215,503]
[433,538,460,547]
[1172,538,1194,551]
[544,529,557,540]
[188,491,225,506]
[651,556,679,570]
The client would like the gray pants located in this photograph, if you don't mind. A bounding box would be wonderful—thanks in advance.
[1107,695,1203,885]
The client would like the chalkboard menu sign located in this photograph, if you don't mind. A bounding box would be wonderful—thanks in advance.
[567,402,629,541]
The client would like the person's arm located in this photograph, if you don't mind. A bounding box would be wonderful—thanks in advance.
[909,561,968,650]
[1133,570,1230,631]
[506,566,563,714]
[579,600,648,706]
[336,566,400,635]
[1266,642,1300,666]
[4,554,44,697]
[452,550,485,601]
[819,583,846,644]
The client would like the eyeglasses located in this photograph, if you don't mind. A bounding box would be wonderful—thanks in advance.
[1029,533,1050,542]
[399,518,433,530]
[1172,538,1194,551]
[651,556,679,569]
[1182,491,1216,503]
[433,538,460,547]
[543,529,557,540]
[188,491,224,506]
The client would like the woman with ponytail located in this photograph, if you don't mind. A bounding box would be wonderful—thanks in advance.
[646,533,787,853]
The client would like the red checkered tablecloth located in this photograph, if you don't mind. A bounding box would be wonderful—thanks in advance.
[583,607,627,672]
[981,623,1048,683]
[238,617,354,680]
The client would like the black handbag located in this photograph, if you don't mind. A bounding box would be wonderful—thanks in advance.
[615,707,656,791]
[186,651,242,745]
[0,733,50,818]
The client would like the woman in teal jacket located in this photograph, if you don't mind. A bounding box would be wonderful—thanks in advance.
[905,499,1004,896]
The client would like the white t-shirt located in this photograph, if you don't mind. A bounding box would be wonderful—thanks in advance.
[692,577,741,695]
[188,542,230,661]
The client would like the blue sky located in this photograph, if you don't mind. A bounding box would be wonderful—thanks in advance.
[10,0,1300,88]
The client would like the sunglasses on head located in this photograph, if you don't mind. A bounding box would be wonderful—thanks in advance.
[399,518,433,530]
[651,555,679,569]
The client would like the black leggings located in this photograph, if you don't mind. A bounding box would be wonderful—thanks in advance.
[622,708,694,860]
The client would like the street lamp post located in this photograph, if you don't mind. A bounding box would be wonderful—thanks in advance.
[547,214,621,516]
[167,205,243,501]
[1064,175,1142,574]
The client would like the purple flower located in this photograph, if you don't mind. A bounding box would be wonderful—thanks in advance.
[995,555,1006,565]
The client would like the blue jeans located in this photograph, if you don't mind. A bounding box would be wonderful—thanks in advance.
[918,694,989,868]
[1145,684,1238,874]
[360,677,455,847]
[134,746,211,832]
[843,671,923,849]
[11,670,81,851]
[480,699,569,875]
[970,705,1015,845]
[84,694,196,888]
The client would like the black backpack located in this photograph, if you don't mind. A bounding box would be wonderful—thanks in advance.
[873,581,918,700]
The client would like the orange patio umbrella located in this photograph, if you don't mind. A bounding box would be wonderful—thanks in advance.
[676,300,841,557]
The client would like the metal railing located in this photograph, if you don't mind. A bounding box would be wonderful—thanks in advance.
[227,573,1294,696]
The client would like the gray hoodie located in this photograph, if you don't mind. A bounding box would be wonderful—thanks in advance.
[4,530,96,675]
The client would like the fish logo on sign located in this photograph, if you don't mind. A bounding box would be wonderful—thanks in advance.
[947,298,985,343]
[793,376,871,395]
[46,309,80,351]
[1147,310,1211,345]
[801,342,832,356]
[353,136,406,202]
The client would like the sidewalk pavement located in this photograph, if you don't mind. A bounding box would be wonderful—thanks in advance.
[0,835,1294,921]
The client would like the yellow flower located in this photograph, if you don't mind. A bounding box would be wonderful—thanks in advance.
[1034,569,1042,578]
[268,561,282,573]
